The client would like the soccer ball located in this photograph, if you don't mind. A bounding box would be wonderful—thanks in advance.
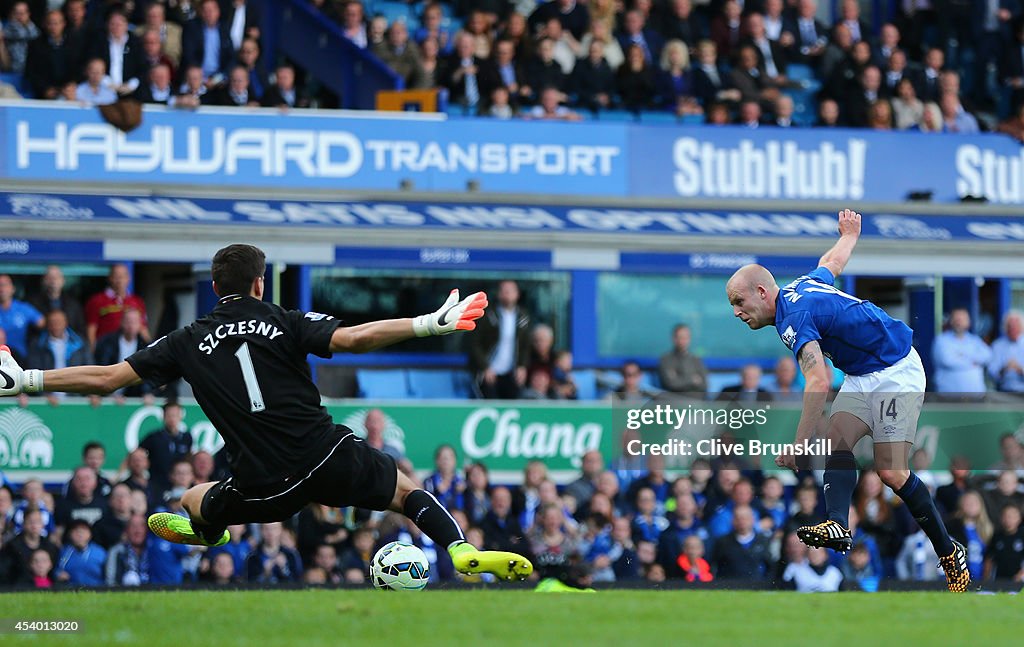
[370,541,430,591]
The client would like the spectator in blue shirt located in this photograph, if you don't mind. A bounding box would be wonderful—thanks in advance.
[946,490,993,582]
[205,524,252,578]
[0,274,44,358]
[27,310,94,405]
[707,478,761,540]
[932,308,992,395]
[423,445,465,512]
[11,480,54,537]
[631,487,669,544]
[657,493,709,576]
[55,520,107,586]
[988,310,1024,392]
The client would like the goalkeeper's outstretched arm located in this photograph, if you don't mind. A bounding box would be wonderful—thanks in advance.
[0,347,142,397]
[330,289,487,354]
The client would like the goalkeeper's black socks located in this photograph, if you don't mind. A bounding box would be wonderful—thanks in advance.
[823,450,858,528]
[403,489,466,551]
[895,473,955,556]
[191,519,228,545]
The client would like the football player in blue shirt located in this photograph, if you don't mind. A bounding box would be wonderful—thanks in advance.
[726,209,970,592]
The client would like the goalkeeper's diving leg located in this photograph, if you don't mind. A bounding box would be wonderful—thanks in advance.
[391,470,533,581]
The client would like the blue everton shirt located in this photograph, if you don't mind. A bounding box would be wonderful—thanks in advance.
[774,267,913,376]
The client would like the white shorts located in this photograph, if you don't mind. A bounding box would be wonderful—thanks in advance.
[830,347,926,444]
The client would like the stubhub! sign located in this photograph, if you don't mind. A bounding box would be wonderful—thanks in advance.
[0,104,626,195]
[3,102,1024,203]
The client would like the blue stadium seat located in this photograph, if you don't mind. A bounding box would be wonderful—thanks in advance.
[786,63,814,83]
[407,369,460,399]
[572,370,598,400]
[681,113,704,125]
[0,72,30,98]
[706,372,737,398]
[356,369,411,398]
[639,110,679,124]
[452,371,476,398]
[445,103,470,118]
[371,1,412,24]
[597,109,639,122]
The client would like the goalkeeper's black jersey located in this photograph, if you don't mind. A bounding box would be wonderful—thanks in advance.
[127,295,343,487]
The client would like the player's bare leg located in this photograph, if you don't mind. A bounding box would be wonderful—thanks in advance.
[389,470,533,581]
[148,481,230,547]
[797,412,869,553]
[875,441,969,592]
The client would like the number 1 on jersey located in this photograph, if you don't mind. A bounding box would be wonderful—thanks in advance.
[234,342,266,413]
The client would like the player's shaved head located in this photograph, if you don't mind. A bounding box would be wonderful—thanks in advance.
[212,244,266,298]
[729,264,776,292]
[726,264,780,330]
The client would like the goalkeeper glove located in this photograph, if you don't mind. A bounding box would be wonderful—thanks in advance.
[413,290,488,337]
[0,345,43,395]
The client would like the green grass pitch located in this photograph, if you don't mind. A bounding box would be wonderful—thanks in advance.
[2,589,1019,646]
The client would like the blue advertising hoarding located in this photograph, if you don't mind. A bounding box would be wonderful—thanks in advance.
[2,191,1024,243]
[1,102,1023,203]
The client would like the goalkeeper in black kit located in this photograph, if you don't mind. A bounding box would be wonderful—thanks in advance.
[0,244,533,581]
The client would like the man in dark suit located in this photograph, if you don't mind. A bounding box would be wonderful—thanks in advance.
[972,0,1021,103]
[657,0,708,46]
[616,9,665,64]
[202,65,259,106]
[716,364,772,402]
[89,9,146,93]
[441,32,486,109]
[94,308,153,399]
[1002,20,1024,112]
[742,12,788,82]
[836,0,869,43]
[24,9,76,99]
[846,64,883,127]
[480,38,529,107]
[528,0,590,41]
[570,39,616,112]
[784,0,828,65]
[261,63,309,108]
[182,0,234,81]
[220,0,261,51]
[913,46,943,104]
[132,63,176,105]
[729,44,780,109]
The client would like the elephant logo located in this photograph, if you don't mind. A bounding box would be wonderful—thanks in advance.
[341,409,407,454]
[0,408,55,468]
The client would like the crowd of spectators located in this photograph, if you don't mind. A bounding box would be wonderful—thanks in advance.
[1,1,1023,135]
[0,264,156,406]
[2,420,1024,589]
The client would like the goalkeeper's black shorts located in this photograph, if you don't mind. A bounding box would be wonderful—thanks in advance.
[199,425,398,525]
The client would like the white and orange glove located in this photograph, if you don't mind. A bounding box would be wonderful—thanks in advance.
[0,345,43,396]
[413,290,488,337]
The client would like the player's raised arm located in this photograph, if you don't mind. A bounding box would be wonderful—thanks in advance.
[329,289,488,353]
[817,208,862,279]
[0,345,143,396]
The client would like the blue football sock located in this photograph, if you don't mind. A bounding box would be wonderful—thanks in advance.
[895,473,955,557]
[823,450,857,528]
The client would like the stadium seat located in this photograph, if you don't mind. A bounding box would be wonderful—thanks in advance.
[596,109,639,122]
[407,369,460,399]
[0,72,30,98]
[786,63,814,83]
[356,369,411,398]
[371,1,412,24]
[572,370,598,400]
[451,371,476,398]
[706,373,737,398]
[680,113,704,125]
[639,110,680,124]
[445,103,469,118]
